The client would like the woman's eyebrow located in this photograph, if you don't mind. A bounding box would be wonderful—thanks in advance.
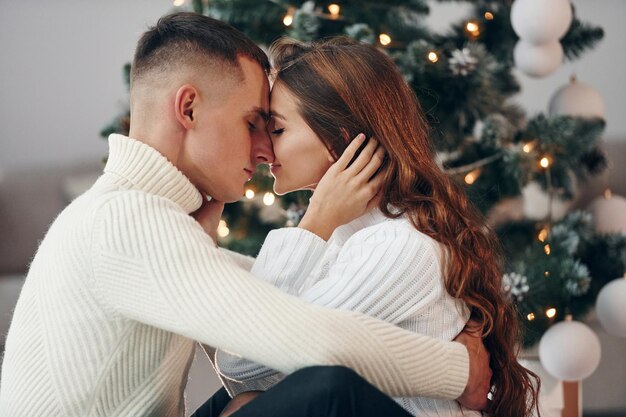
[270,111,286,120]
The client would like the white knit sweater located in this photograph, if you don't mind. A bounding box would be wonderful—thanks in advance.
[0,135,469,417]
[216,211,480,416]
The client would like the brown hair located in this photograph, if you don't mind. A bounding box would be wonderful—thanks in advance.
[270,36,540,417]
[131,12,269,86]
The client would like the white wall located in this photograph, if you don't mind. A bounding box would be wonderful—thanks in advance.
[1,1,625,175]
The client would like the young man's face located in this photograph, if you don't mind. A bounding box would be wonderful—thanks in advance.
[183,56,273,202]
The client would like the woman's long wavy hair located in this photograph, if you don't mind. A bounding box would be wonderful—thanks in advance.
[269,36,540,416]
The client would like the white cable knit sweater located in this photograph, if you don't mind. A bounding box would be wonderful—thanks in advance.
[0,135,469,417]
[216,211,480,416]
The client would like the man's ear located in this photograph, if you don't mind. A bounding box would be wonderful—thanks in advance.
[174,84,198,129]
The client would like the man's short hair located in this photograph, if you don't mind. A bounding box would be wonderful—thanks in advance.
[131,12,269,86]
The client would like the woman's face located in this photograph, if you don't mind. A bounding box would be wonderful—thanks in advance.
[268,81,334,195]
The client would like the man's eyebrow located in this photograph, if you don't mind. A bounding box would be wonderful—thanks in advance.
[249,107,270,122]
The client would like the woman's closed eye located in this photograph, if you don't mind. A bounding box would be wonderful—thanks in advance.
[271,128,285,136]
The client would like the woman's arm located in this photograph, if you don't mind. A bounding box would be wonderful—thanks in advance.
[217,223,455,386]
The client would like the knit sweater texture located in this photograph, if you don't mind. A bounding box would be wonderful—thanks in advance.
[0,134,468,417]
[216,211,480,416]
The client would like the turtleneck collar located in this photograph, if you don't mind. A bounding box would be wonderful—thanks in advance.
[103,134,203,214]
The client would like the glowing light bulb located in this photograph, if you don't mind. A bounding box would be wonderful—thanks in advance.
[546,308,557,318]
[523,143,533,153]
[484,12,494,20]
[217,220,230,238]
[328,4,340,18]
[544,244,551,255]
[604,188,612,199]
[173,0,185,6]
[245,189,255,199]
[545,271,550,277]
[464,170,480,185]
[379,33,392,46]
[527,313,535,321]
[283,10,294,26]
[427,51,439,63]
[466,21,480,37]
[538,228,549,242]
[540,157,551,168]
[263,192,276,206]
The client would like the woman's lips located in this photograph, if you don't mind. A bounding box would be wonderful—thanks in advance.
[244,169,254,180]
[270,164,281,175]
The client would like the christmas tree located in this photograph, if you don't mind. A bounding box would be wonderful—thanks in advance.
[103,0,626,348]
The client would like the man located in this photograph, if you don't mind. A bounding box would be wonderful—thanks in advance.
[0,12,490,417]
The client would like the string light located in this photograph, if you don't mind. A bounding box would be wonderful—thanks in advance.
[484,11,494,20]
[546,307,557,318]
[283,8,295,26]
[379,33,392,46]
[604,188,612,199]
[539,156,551,168]
[522,142,534,153]
[538,228,549,242]
[465,21,480,38]
[263,192,276,206]
[527,313,536,321]
[328,4,340,18]
[544,244,551,255]
[427,51,439,63]
[217,220,230,238]
[464,169,480,185]
[545,271,550,277]
[173,0,185,6]
[245,189,255,199]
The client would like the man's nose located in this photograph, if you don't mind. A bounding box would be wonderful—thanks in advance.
[252,129,275,165]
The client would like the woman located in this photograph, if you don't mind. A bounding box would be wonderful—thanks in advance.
[216,37,539,417]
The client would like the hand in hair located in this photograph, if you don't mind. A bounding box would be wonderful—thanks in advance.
[454,320,492,411]
[299,134,385,240]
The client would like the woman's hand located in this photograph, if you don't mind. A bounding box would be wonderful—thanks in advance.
[219,391,262,417]
[299,134,385,240]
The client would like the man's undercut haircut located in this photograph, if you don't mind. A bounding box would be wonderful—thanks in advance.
[131,12,270,86]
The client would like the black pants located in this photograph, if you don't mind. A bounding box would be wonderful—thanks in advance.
[191,366,413,417]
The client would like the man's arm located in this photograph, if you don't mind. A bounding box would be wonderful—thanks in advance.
[91,192,469,399]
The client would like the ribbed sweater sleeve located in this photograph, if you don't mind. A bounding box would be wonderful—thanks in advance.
[90,191,469,399]
[217,224,448,389]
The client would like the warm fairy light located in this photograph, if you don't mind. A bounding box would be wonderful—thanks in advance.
[538,228,549,242]
[546,308,557,318]
[522,143,533,153]
[544,244,551,255]
[283,9,295,26]
[527,313,536,321]
[545,271,550,277]
[484,11,494,20]
[464,169,480,185]
[328,4,340,18]
[428,51,439,63]
[173,0,185,6]
[217,220,230,238]
[540,156,551,168]
[379,33,392,46]
[263,192,276,206]
[604,188,612,199]
[245,189,255,199]
[465,21,480,37]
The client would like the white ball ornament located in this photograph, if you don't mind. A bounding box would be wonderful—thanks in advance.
[514,40,563,78]
[511,0,573,44]
[549,76,606,119]
[539,318,601,381]
[596,278,626,337]
[586,194,626,235]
